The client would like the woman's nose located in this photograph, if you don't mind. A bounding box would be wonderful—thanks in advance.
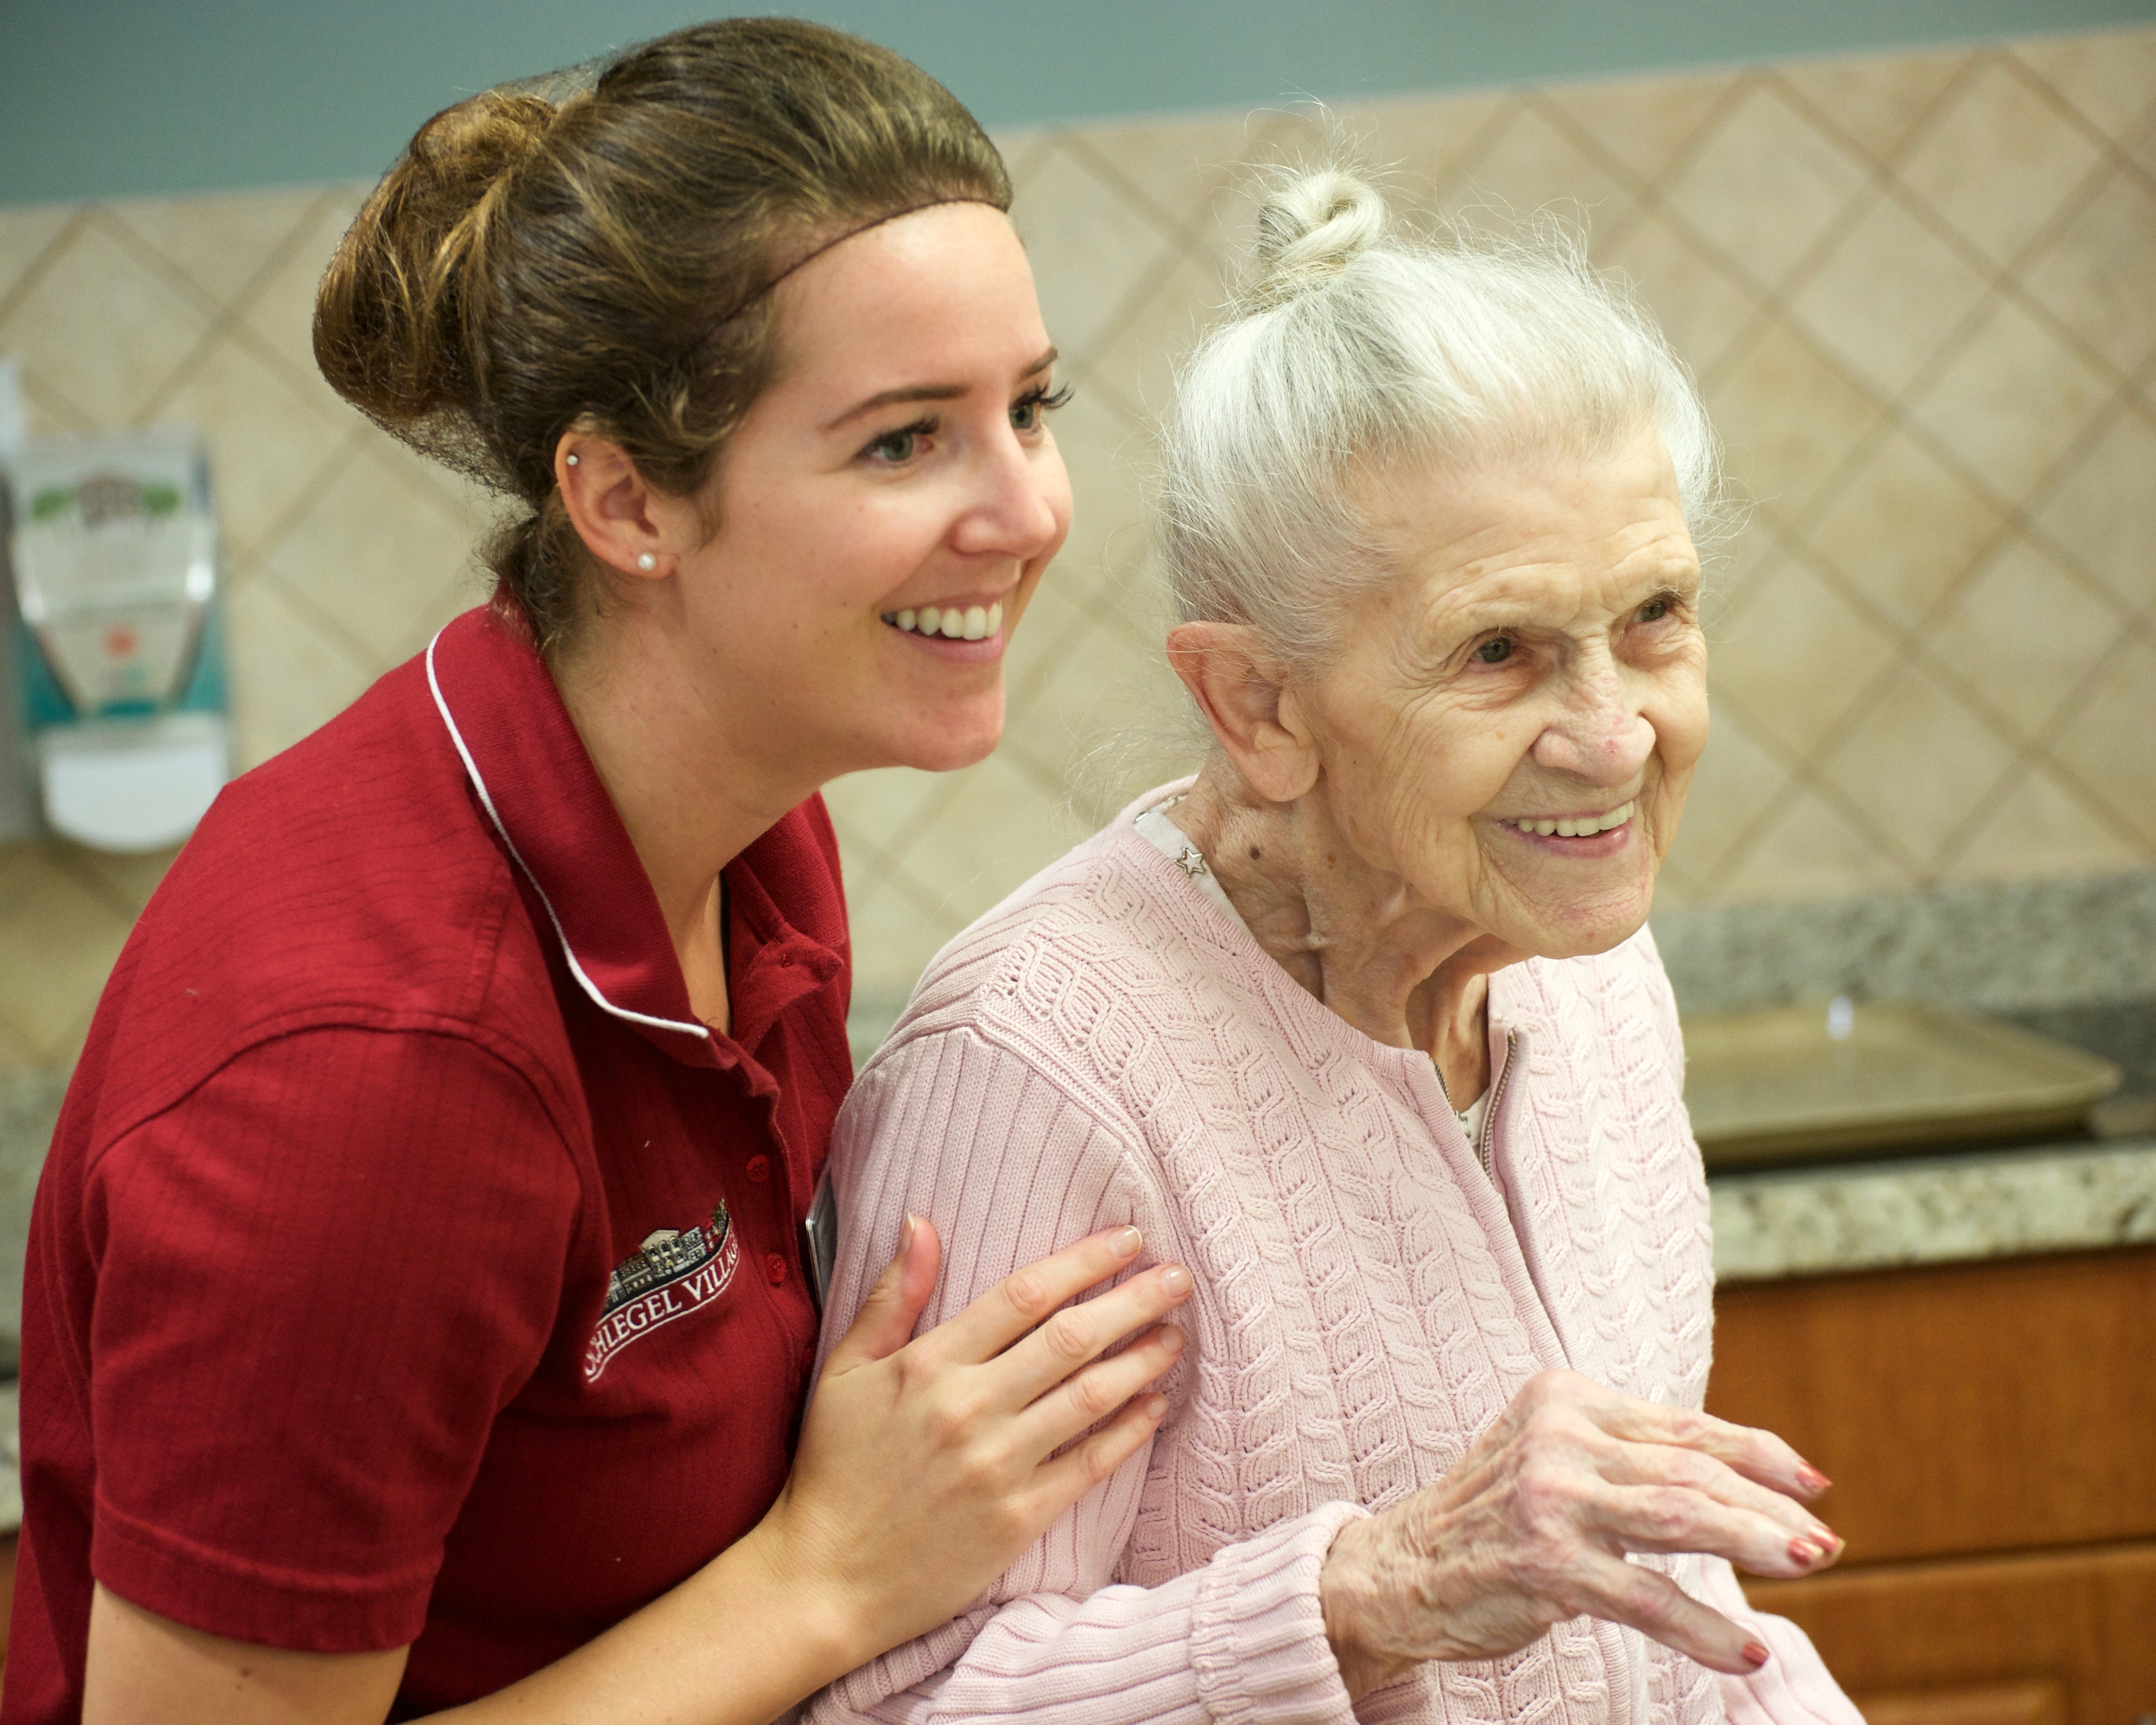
[951,434,1064,562]
[1532,671,1657,786]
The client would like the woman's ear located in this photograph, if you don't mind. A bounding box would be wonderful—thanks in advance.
[555,429,677,580]
[1166,623,1320,804]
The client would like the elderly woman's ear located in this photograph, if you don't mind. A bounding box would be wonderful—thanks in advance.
[1166,622,1322,805]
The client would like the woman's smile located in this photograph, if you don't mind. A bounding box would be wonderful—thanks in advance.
[880,596,1008,645]
[1492,797,1639,854]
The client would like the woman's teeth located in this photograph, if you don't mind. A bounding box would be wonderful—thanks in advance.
[1505,800,1636,839]
[882,601,1004,641]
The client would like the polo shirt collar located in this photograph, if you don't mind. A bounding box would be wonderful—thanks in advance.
[423,602,839,1070]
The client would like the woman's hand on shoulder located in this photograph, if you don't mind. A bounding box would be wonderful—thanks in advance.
[1319,1369,1840,1696]
[744,1217,1193,1667]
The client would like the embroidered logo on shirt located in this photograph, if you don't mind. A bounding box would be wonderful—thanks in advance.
[584,1202,741,1383]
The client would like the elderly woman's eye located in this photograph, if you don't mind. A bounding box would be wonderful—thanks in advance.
[1637,596,1673,623]
[1473,637,1513,665]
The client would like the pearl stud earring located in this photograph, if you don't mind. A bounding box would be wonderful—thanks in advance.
[565,453,579,467]
[637,552,658,571]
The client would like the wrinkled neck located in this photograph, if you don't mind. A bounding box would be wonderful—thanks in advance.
[1172,757,1518,1102]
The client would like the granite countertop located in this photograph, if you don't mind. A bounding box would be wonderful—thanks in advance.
[1710,1137,2156,1282]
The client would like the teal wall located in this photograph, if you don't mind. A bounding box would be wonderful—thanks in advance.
[6,0,2154,205]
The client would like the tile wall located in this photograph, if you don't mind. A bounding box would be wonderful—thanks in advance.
[0,24,2151,1058]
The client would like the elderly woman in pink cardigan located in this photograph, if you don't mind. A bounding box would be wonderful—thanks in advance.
[809,168,1861,1725]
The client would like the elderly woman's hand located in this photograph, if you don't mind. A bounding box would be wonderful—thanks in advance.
[1319,1369,1840,1696]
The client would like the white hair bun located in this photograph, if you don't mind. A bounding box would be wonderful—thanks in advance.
[1248,168,1387,308]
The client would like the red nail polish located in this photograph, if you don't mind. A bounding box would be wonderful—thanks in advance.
[1796,1464,1831,1492]
[1788,1536,1821,1567]
[1744,1640,1770,1670]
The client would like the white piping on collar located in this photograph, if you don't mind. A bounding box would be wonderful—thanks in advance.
[425,627,710,1039]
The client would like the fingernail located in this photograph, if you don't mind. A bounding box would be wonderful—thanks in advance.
[1743,1641,1770,1670]
[1145,1393,1169,1419]
[1160,1265,1192,1296]
[899,1213,918,1253]
[1796,1464,1831,1493]
[1811,1524,1842,1553]
[1111,1226,1143,1257]
[1788,1536,1822,1568]
[1160,1325,1186,1355]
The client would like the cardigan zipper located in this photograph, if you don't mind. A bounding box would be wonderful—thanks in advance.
[1474,1029,1519,1177]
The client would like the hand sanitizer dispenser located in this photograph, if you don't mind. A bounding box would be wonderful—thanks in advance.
[2,428,231,853]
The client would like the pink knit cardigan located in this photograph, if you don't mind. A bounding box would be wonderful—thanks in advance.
[809,785,1862,1725]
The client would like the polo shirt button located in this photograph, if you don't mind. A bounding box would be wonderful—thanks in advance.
[764,1253,787,1286]
[745,1155,770,1184]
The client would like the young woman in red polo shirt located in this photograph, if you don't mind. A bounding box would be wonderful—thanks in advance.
[9,19,1194,1725]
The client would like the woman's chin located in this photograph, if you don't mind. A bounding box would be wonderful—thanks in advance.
[882,715,1005,776]
[1493,859,1661,959]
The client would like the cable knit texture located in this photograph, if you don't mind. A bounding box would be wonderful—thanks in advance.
[809,784,1863,1725]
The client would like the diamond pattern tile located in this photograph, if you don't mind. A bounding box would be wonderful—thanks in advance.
[1946,760,2144,882]
[1442,102,1636,232]
[1708,552,1903,760]
[0,215,216,425]
[1904,292,2115,503]
[2026,403,2156,615]
[1775,49,1971,166]
[1010,143,1184,364]
[2018,164,2156,377]
[1799,426,2009,631]
[0,845,134,1062]
[0,206,76,311]
[1896,57,2108,267]
[1545,72,1733,186]
[1784,188,1994,401]
[151,331,356,563]
[2048,635,2156,848]
[2007,28,2156,140]
[0,23,2151,1014]
[104,188,322,316]
[1925,536,2129,739]
[1815,658,2021,868]
[1660,80,1873,289]
[1593,205,1764,378]
[1703,312,1892,523]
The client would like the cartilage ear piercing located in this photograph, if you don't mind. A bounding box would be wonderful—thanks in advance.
[637,552,658,571]
[565,453,580,466]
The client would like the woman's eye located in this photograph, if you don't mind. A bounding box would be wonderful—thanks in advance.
[1637,596,1672,623]
[1011,383,1073,433]
[1474,636,1513,665]
[863,420,931,464]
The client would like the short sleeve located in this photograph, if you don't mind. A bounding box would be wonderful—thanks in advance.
[82,1026,581,1653]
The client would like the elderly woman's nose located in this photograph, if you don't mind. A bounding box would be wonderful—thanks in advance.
[1532,679,1657,785]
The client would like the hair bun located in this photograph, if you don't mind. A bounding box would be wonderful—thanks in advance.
[1247,168,1386,309]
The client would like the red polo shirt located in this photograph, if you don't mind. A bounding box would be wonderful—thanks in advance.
[5,601,854,1721]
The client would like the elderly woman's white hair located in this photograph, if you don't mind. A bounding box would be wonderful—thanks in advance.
[1159,167,1726,671]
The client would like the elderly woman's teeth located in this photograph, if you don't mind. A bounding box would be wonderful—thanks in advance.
[881,602,1004,639]
[1509,800,1635,838]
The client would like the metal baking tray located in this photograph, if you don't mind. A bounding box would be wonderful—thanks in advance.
[1683,1000,2123,1170]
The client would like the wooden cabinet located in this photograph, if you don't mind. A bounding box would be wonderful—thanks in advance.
[1707,1246,2156,1725]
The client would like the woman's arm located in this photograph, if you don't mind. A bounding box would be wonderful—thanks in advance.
[809,1032,1848,1725]
[83,1219,1194,1725]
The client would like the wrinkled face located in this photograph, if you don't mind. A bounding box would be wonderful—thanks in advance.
[1300,429,1709,958]
[678,202,1071,779]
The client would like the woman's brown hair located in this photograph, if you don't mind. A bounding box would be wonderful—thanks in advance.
[314,18,1011,652]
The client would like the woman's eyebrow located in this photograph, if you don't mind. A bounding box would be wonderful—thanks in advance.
[822,347,1057,432]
